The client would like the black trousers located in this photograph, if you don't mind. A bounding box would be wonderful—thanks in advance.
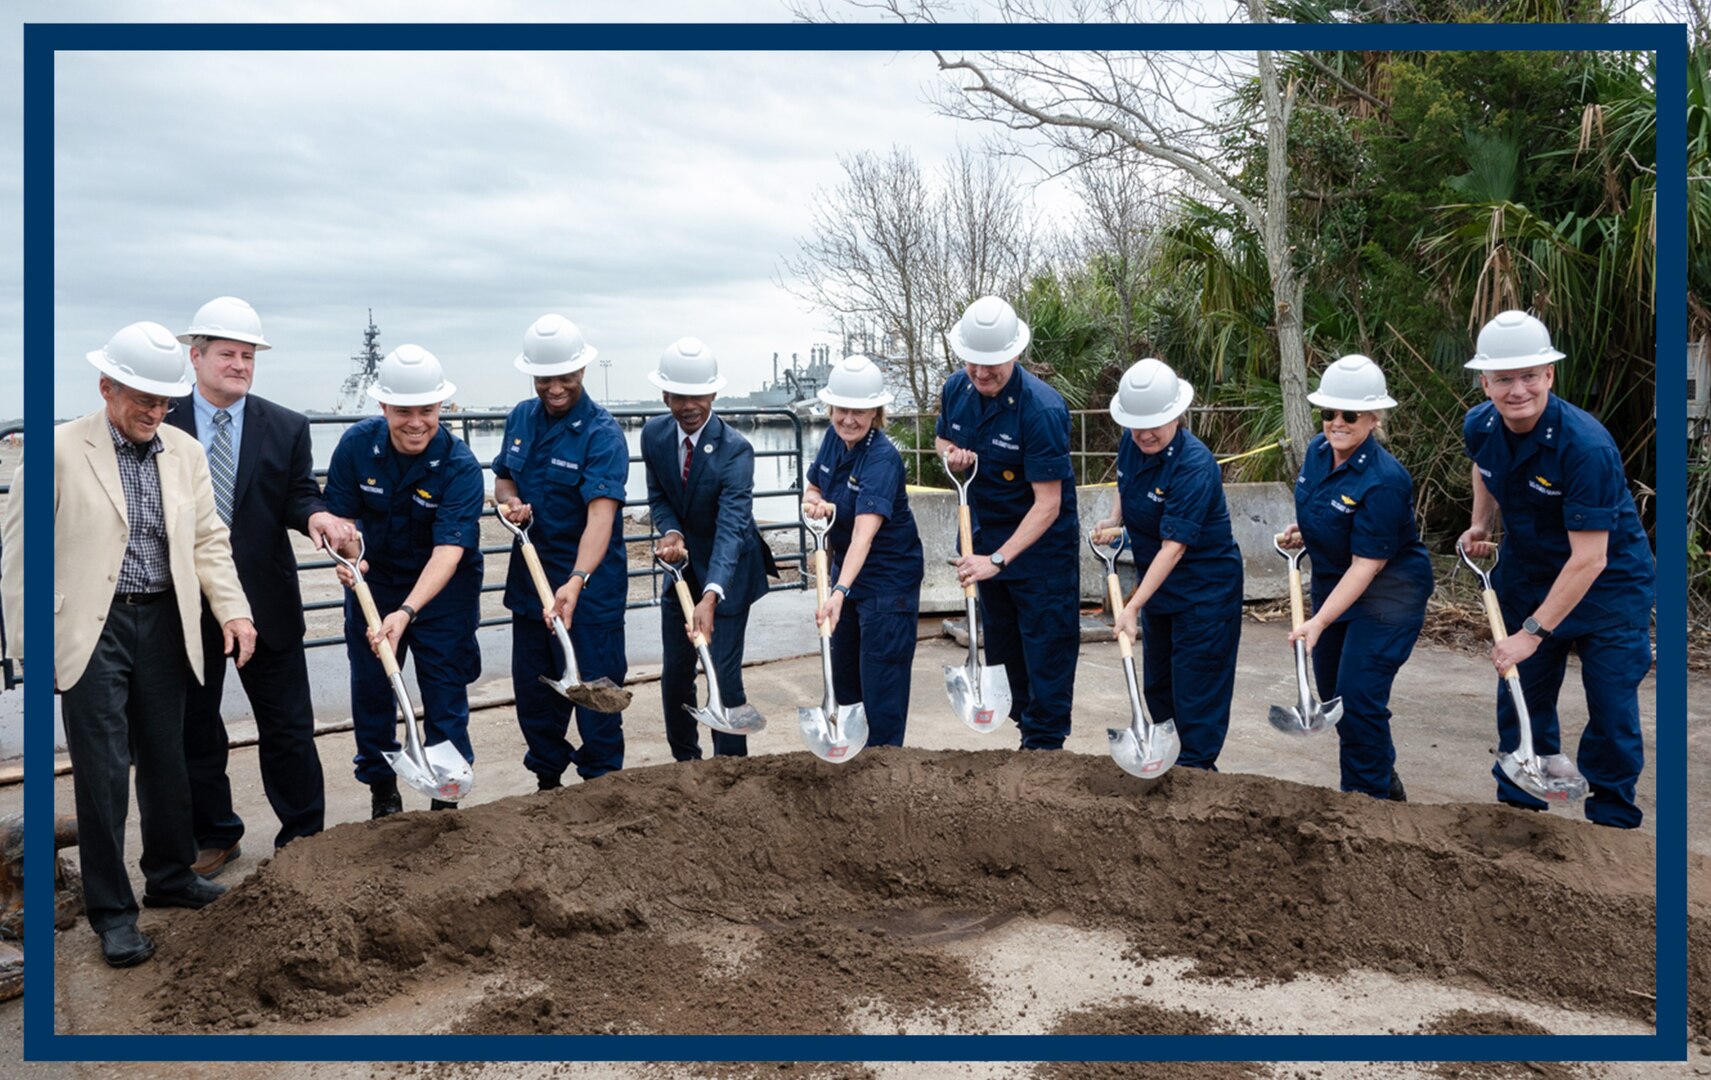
[60,597,199,933]
[659,602,752,760]
[183,606,325,850]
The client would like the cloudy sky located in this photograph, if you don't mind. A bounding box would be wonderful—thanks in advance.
[13,0,1099,420]
[2,1,1674,423]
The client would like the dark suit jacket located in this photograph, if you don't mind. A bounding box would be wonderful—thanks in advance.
[643,412,776,616]
[167,393,326,648]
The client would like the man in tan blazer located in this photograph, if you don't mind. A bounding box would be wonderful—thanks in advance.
[54,321,255,968]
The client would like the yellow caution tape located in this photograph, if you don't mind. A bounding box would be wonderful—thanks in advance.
[1216,439,1290,466]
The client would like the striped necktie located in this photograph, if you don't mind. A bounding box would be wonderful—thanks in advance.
[209,408,236,527]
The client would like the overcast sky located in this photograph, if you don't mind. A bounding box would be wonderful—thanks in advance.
[1,0,1675,423]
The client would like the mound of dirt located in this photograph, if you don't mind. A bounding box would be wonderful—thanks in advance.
[1419,1009,1584,1079]
[1033,1000,1263,1079]
[130,749,1684,1036]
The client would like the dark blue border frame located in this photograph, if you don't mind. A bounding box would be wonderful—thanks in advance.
[21,19,1686,1065]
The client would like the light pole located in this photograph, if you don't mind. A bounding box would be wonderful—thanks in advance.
[600,355,612,400]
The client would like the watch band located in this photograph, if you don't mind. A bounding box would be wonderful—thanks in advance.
[399,603,418,624]
[570,568,592,584]
[832,583,852,598]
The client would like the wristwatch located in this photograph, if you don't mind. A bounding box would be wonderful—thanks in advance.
[399,603,418,624]
[1521,616,1553,641]
[990,551,1008,569]
[832,583,852,598]
[570,568,592,585]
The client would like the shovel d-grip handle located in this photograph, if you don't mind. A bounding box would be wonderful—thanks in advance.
[1274,532,1307,629]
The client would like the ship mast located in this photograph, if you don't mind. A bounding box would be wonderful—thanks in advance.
[337,309,382,414]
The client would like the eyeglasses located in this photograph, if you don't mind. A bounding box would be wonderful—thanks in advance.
[1319,409,1365,425]
[126,393,177,414]
[1486,371,1548,389]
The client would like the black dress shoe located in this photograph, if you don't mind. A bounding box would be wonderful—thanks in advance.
[99,925,155,968]
[536,772,562,791]
[371,777,403,819]
[142,876,227,910]
[430,799,457,811]
[1388,770,1408,803]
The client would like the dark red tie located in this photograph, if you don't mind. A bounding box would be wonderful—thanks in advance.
[682,435,693,486]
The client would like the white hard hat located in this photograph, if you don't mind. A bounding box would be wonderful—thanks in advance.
[1308,354,1398,411]
[1465,310,1565,371]
[368,344,457,406]
[178,296,271,350]
[817,354,895,409]
[515,313,597,377]
[948,295,1031,366]
[1109,358,1193,429]
[648,337,728,395]
[87,321,193,397]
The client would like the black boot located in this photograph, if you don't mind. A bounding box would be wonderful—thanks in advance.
[1388,770,1408,803]
[370,777,403,819]
[430,799,457,811]
[536,772,563,792]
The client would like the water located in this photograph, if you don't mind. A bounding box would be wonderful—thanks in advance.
[308,412,829,522]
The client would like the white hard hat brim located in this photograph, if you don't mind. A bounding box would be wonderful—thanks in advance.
[647,370,728,395]
[1307,389,1399,410]
[177,329,272,350]
[87,349,193,397]
[949,320,1031,366]
[1464,351,1564,371]
[817,387,895,409]
[1110,381,1194,430]
[369,380,458,407]
[515,343,597,377]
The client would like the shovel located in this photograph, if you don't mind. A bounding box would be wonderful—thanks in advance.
[328,535,474,802]
[654,554,766,737]
[1089,529,1180,779]
[1457,542,1588,804]
[796,506,869,763]
[941,453,1011,734]
[1267,533,1341,737]
[494,505,633,714]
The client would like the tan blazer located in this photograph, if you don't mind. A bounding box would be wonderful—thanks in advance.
[2,449,22,664]
[53,410,251,691]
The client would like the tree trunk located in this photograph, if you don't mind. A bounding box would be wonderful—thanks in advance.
[1257,41,1312,475]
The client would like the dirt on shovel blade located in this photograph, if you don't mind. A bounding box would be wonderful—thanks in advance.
[120,748,1694,1039]
[557,680,634,714]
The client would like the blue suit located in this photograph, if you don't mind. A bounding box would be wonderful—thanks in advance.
[809,427,925,747]
[643,413,776,759]
[1116,427,1244,770]
[1295,433,1434,797]
[322,418,484,786]
[492,392,630,782]
[1465,395,1654,827]
[935,366,1080,749]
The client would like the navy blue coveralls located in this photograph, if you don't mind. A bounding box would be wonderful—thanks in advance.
[1295,432,1434,798]
[809,427,925,747]
[323,418,484,787]
[1115,427,1244,769]
[936,366,1080,749]
[492,392,630,782]
[1465,395,1654,828]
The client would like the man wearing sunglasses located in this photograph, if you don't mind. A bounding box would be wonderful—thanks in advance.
[1459,310,1655,829]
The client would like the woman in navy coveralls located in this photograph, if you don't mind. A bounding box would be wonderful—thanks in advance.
[1280,355,1433,801]
[802,355,926,747]
[1098,359,1244,770]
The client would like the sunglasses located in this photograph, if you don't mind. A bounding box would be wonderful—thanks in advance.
[1319,409,1365,425]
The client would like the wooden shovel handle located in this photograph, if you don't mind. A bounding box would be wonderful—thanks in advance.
[1288,562,1306,630]
[519,541,556,611]
[814,549,833,639]
[958,504,977,599]
[352,580,401,678]
[1479,586,1517,678]
[1106,572,1134,661]
[674,577,708,649]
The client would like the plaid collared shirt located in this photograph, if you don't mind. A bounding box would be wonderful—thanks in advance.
[108,420,172,593]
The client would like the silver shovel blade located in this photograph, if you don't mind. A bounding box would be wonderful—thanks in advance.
[944,664,1010,734]
[686,702,767,736]
[539,674,634,713]
[1266,699,1339,737]
[798,703,869,764]
[382,741,474,802]
[1498,750,1588,803]
[1107,718,1180,779]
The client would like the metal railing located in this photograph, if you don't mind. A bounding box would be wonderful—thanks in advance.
[886,405,1266,488]
[296,407,810,650]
